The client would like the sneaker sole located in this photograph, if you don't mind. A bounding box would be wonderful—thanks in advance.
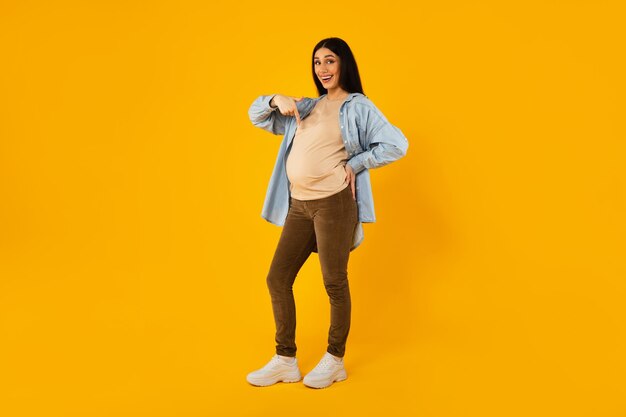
[247,372,302,387]
[303,369,347,389]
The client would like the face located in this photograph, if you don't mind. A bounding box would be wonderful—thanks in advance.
[314,47,343,91]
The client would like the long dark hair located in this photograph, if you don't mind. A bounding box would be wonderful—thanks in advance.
[311,37,365,97]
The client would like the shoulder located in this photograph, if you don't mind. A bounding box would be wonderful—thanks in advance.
[346,93,370,106]
[347,94,387,121]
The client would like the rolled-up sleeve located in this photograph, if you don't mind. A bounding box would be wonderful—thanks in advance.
[248,94,287,135]
[347,104,409,175]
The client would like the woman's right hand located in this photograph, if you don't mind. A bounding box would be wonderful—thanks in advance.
[271,94,303,126]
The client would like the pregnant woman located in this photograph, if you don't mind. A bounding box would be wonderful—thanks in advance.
[246,37,409,389]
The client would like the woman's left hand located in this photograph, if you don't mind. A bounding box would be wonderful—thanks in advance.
[344,163,356,200]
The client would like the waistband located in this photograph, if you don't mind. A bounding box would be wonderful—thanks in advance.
[290,182,351,203]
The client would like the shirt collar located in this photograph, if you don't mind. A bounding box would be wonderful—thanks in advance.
[318,92,362,103]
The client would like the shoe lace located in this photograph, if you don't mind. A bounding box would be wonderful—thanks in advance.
[262,355,283,370]
[313,355,337,372]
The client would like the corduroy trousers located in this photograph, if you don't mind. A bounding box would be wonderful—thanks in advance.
[266,184,358,358]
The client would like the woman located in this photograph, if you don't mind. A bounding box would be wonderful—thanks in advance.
[246,37,409,389]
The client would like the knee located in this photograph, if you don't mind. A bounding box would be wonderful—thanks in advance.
[323,276,350,298]
[266,271,291,295]
[266,273,279,293]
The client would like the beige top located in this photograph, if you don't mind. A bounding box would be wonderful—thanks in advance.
[286,95,350,200]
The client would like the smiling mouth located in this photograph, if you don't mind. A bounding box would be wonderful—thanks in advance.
[321,75,333,83]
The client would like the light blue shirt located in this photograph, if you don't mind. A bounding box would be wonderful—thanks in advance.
[248,92,409,251]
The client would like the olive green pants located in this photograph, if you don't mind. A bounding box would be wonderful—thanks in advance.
[266,184,358,358]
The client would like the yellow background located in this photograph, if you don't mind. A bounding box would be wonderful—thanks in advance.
[1,1,625,416]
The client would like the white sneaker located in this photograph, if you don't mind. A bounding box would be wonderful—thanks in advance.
[246,354,302,387]
[303,352,347,389]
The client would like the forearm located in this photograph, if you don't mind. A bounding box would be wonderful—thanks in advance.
[346,123,409,174]
[248,94,286,135]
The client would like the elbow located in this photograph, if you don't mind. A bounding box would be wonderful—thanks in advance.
[249,116,261,128]
[391,145,407,162]
[248,106,261,126]
[248,96,267,126]
[248,110,268,129]
[388,125,409,159]
[400,138,408,158]
[392,135,409,160]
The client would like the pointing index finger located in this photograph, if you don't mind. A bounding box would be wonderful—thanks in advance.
[294,106,301,126]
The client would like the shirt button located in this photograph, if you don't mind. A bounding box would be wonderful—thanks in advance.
[341,125,344,128]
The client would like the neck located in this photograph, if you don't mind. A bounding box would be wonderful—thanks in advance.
[326,87,348,101]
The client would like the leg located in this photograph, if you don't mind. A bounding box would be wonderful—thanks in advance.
[312,186,358,358]
[266,199,316,357]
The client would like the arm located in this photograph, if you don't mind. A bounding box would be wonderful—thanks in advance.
[248,94,289,135]
[346,103,409,175]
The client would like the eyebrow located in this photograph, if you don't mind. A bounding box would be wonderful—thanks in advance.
[314,55,336,60]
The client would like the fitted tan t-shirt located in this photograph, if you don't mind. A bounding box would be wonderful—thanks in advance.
[286,96,350,200]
